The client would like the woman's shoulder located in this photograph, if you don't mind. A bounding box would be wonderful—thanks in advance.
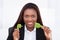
[8,27,14,34]
[7,27,14,40]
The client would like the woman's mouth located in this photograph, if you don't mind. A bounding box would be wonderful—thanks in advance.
[27,22,33,27]
[28,22,33,24]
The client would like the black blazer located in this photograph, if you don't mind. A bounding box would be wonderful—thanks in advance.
[7,26,46,40]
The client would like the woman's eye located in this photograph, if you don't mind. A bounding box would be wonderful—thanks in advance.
[32,15,35,18]
[24,15,29,18]
[24,15,36,18]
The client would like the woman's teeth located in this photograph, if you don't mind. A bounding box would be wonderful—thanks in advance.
[28,22,33,24]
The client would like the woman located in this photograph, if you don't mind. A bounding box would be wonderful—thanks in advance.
[7,3,51,40]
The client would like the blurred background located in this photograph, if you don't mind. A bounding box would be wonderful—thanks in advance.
[0,0,60,40]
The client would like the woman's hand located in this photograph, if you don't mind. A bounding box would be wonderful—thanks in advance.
[13,29,20,40]
[42,26,52,40]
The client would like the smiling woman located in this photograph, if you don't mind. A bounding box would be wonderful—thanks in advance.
[7,3,51,40]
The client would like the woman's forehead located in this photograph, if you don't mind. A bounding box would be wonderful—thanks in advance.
[24,9,37,15]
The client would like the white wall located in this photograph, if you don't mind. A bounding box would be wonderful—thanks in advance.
[0,0,60,40]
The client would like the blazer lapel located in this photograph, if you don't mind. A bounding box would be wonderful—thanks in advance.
[19,26,24,40]
[36,28,46,40]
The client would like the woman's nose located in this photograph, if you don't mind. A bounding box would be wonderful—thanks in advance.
[28,17,33,21]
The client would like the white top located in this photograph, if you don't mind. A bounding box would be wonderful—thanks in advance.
[24,25,36,40]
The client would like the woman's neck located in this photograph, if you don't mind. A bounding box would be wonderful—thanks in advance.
[26,27,34,32]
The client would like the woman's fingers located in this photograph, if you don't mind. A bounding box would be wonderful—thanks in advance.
[42,26,52,40]
[42,26,50,33]
[13,29,20,40]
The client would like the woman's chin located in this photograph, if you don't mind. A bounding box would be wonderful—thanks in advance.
[27,25,34,28]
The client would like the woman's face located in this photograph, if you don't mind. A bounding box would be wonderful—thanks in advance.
[23,9,37,28]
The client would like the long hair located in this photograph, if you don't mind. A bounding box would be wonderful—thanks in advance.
[13,3,43,28]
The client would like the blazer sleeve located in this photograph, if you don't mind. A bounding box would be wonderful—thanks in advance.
[7,27,14,40]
